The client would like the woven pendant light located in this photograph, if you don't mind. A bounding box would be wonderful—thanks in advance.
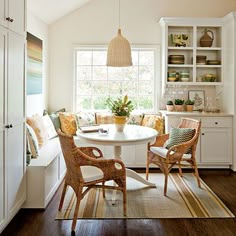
[106,0,132,67]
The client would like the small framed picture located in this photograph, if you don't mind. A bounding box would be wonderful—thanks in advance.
[188,90,205,111]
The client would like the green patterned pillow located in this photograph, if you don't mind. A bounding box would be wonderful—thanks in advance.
[166,128,195,153]
[127,113,144,125]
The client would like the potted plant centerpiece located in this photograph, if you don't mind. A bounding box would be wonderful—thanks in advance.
[185,99,195,112]
[106,95,134,132]
[166,100,174,112]
[174,99,185,112]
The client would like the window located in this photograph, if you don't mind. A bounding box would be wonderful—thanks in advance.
[73,46,159,112]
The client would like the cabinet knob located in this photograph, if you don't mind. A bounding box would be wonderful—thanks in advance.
[6,17,10,21]
[5,124,13,129]
[10,18,14,22]
[215,122,218,125]
[202,133,205,135]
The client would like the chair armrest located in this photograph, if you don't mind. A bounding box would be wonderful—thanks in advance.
[148,134,169,149]
[77,146,103,159]
[166,137,197,163]
[73,149,126,180]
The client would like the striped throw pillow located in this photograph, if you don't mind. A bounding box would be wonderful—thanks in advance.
[166,128,195,153]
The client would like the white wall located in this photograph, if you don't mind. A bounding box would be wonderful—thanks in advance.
[27,11,49,116]
[48,0,236,112]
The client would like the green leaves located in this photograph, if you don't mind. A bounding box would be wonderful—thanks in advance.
[106,95,134,117]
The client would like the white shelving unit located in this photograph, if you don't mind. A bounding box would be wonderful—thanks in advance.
[159,17,223,90]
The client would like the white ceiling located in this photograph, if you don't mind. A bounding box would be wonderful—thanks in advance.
[27,0,92,24]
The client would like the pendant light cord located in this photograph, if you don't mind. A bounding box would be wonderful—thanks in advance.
[118,0,120,28]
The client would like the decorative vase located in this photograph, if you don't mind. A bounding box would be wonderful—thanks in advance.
[113,115,127,132]
[200,29,214,47]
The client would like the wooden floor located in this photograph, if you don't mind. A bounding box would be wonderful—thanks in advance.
[1,169,236,236]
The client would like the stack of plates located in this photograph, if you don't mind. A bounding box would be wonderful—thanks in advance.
[196,55,207,65]
[168,55,185,64]
[207,60,221,65]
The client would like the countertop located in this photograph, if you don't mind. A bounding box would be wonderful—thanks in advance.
[160,110,234,117]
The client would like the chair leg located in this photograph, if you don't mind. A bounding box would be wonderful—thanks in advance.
[146,159,150,180]
[123,180,127,217]
[59,183,67,211]
[178,162,183,177]
[164,173,168,196]
[102,181,105,198]
[71,187,82,232]
[193,162,201,188]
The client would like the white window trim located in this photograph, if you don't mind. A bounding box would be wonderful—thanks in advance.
[72,44,160,113]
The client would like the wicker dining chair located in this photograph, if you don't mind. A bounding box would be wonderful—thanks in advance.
[146,118,201,196]
[57,130,127,232]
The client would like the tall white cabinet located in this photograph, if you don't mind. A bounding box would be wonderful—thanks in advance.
[0,0,26,233]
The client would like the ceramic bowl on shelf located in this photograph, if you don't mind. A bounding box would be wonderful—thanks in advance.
[180,77,189,82]
[202,74,216,82]
[168,77,177,82]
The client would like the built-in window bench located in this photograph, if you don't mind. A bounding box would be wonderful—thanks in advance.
[23,137,66,209]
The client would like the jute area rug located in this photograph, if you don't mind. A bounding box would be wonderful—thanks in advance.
[56,173,234,219]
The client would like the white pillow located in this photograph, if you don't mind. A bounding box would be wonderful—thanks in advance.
[26,124,39,158]
[42,114,58,139]
[76,112,96,126]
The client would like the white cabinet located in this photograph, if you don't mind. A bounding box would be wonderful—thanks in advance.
[159,17,223,90]
[161,111,233,168]
[0,25,26,233]
[200,117,232,164]
[0,0,26,35]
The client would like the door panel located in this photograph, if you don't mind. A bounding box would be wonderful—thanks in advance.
[8,0,25,35]
[7,31,25,126]
[7,123,26,217]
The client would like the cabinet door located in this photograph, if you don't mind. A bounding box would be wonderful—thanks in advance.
[201,128,232,164]
[7,123,26,218]
[0,26,6,233]
[8,0,25,35]
[0,0,7,27]
[0,129,5,232]
[7,31,25,126]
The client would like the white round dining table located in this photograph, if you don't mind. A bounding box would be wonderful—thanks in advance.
[76,124,158,187]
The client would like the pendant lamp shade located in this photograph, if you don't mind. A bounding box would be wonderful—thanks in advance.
[107,28,132,67]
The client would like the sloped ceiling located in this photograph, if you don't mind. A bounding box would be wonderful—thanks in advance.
[27,0,92,24]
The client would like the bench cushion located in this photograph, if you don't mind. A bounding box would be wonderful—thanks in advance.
[29,137,61,167]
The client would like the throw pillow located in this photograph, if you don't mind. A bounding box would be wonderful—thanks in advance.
[59,112,77,135]
[45,108,66,130]
[165,127,195,153]
[76,112,96,127]
[26,124,39,158]
[127,113,144,125]
[142,114,164,135]
[26,115,48,148]
[95,112,113,124]
[41,114,58,139]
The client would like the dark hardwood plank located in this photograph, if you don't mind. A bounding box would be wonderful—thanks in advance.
[1,169,236,236]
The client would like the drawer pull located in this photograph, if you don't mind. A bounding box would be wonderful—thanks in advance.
[202,133,205,135]
[215,122,218,125]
